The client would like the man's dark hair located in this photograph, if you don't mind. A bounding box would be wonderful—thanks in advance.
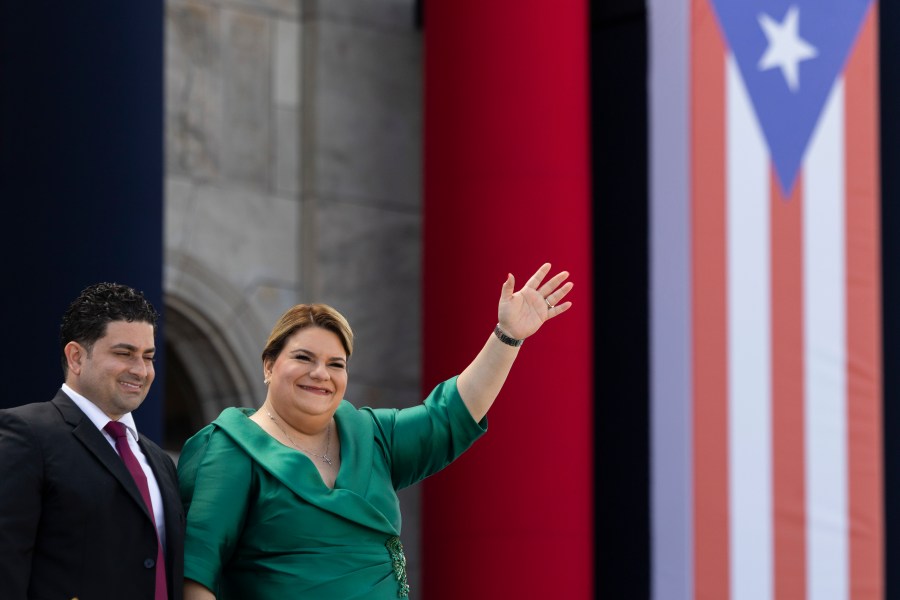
[59,283,159,377]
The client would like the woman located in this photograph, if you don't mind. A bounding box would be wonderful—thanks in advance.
[179,263,573,599]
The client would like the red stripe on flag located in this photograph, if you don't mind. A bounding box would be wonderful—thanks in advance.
[770,173,807,600]
[844,6,883,599]
[691,1,729,597]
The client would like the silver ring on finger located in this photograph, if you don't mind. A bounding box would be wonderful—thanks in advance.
[545,297,555,310]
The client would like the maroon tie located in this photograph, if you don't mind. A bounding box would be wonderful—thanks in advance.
[104,421,168,600]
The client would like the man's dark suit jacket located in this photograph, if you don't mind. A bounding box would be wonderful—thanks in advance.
[0,390,185,600]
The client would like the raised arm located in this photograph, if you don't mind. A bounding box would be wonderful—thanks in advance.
[456,263,573,421]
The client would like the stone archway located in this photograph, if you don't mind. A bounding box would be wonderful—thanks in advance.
[163,295,257,452]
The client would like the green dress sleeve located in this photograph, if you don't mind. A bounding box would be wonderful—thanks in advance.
[178,421,254,594]
[367,376,488,490]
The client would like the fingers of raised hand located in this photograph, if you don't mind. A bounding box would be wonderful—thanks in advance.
[500,272,516,299]
[542,281,574,314]
[524,263,553,290]
[514,263,574,319]
[536,269,571,298]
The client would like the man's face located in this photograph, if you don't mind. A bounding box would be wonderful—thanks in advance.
[65,320,156,419]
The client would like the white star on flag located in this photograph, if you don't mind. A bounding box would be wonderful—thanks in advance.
[757,5,818,92]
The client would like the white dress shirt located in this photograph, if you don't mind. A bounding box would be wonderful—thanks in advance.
[61,384,168,550]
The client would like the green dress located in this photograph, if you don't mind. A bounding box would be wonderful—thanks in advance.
[179,376,486,599]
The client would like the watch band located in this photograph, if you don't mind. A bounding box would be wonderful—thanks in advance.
[493,324,524,347]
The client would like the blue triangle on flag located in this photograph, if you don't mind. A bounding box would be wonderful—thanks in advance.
[707,0,873,194]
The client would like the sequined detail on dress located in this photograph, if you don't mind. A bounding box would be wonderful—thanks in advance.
[385,535,410,598]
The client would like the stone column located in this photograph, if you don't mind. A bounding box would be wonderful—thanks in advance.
[300,1,425,590]
[165,0,425,589]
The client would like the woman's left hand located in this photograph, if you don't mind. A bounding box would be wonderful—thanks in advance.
[497,263,573,341]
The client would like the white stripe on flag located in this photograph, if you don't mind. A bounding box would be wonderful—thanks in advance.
[726,54,773,600]
[804,76,849,600]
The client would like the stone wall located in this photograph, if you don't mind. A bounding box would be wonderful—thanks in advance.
[164,0,425,590]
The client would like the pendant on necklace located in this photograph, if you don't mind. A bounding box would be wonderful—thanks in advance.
[322,455,333,466]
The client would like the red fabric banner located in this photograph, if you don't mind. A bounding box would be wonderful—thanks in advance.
[422,1,594,597]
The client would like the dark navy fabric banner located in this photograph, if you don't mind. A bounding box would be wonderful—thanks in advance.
[0,1,165,442]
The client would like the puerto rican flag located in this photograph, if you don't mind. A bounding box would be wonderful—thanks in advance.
[651,1,882,599]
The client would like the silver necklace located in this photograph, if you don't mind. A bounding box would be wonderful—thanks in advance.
[265,408,334,466]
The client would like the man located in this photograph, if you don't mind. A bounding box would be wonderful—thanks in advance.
[0,283,184,600]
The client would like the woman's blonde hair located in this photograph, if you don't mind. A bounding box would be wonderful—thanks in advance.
[261,303,354,366]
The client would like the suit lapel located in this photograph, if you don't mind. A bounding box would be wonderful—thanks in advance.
[139,436,182,531]
[139,437,185,596]
[52,391,153,521]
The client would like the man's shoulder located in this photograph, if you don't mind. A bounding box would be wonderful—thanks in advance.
[0,394,74,453]
[0,392,68,422]
[0,391,93,449]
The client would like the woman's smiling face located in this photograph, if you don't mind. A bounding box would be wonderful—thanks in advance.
[265,326,348,421]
